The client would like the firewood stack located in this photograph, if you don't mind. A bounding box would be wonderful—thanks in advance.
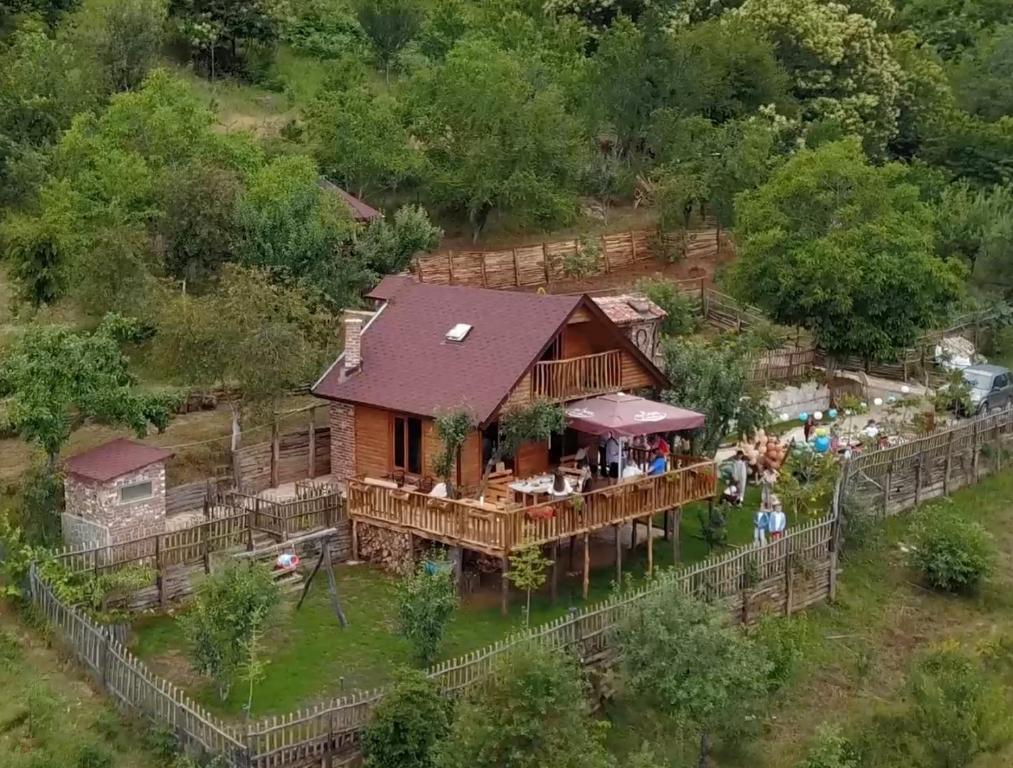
[357,523,415,575]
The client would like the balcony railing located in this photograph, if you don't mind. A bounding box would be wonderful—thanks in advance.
[531,350,623,402]
[346,460,717,557]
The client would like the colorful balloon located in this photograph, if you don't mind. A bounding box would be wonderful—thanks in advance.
[814,436,831,453]
[799,412,808,422]
[828,408,838,419]
[814,410,823,421]
[873,397,883,407]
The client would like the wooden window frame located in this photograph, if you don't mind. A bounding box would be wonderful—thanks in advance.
[391,414,424,477]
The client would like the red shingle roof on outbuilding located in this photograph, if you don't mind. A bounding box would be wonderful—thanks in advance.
[64,438,174,483]
[318,178,384,222]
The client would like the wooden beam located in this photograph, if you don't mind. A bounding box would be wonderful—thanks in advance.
[350,519,359,560]
[672,507,681,563]
[646,515,653,577]
[663,509,670,541]
[550,541,558,604]
[614,523,622,583]
[307,413,316,480]
[270,418,280,488]
[582,533,590,600]
[501,558,510,616]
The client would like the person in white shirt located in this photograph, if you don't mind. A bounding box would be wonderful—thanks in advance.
[604,433,621,479]
[768,502,787,540]
[863,419,879,439]
[622,463,644,479]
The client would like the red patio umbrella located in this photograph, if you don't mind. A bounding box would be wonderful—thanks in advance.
[564,393,704,438]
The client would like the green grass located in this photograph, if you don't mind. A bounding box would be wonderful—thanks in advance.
[604,469,1013,767]
[0,606,163,768]
[132,488,768,717]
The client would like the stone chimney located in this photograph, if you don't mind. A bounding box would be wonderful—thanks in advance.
[344,315,363,373]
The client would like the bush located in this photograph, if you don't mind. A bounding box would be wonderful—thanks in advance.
[796,725,860,768]
[75,744,113,768]
[909,505,995,592]
[750,614,812,693]
[635,277,698,337]
[396,553,458,667]
[562,237,601,278]
[362,668,450,768]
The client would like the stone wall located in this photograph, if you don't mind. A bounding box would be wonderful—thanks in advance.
[766,380,830,419]
[330,402,356,485]
[64,463,168,544]
[60,513,110,548]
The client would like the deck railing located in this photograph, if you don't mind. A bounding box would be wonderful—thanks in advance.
[346,460,717,556]
[530,350,623,402]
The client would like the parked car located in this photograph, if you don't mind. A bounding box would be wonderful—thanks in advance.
[962,364,1013,414]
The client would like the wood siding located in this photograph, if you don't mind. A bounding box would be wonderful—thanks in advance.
[621,350,657,390]
[355,406,391,478]
[515,440,550,478]
[460,430,484,488]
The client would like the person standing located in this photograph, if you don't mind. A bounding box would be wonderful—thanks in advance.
[604,433,621,479]
[753,506,769,546]
[768,502,787,540]
[731,450,749,501]
[761,464,779,509]
[803,414,816,442]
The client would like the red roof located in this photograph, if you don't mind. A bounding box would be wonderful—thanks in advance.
[313,277,669,425]
[314,277,585,424]
[318,179,383,222]
[65,438,173,482]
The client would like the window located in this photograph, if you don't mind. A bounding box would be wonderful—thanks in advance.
[119,480,153,504]
[994,374,1009,390]
[393,416,423,475]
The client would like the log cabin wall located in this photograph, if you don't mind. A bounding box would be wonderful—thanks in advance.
[355,405,393,478]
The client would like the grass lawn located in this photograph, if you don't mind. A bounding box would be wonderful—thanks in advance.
[131,488,766,717]
[0,605,163,768]
[605,469,1013,767]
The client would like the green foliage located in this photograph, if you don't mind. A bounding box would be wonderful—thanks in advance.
[179,562,280,701]
[408,39,586,239]
[505,544,552,627]
[355,0,422,77]
[169,0,280,77]
[775,450,840,519]
[396,553,458,667]
[795,725,860,768]
[661,337,768,455]
[354,204,442,276]
[281,0,367,58]
[0,313,175,465]
[951,23,1013,122]
[749,614,812,693]
[635,278,698,337]
[497,401,566,462]
[73,743,113,768]
[431,408,473,497]
[435,644,611,768]
[696,504,727,552]
[730,139,965,363]
[909,504,996,592]
[362,667,450,768]
[561,236,600,278]
[905,645,1011,767]
[934,181,1013,285]
[933,368,974,415]
[70,0,167,92]
[616,589,770,766]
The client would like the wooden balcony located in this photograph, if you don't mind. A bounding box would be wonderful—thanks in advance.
[346,460,717,558]
[530,350,624,402]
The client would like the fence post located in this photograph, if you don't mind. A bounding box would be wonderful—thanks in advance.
[155,535,166,610]
[783,549,793,617]
[99,630,110,690]
[913,456,923,508]
[944,430,954,495]
[883,461,894,517]
[270,418,280,488]
[972,418,980,481]
[247,500,256,551]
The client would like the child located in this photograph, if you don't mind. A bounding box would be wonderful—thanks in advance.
[768,502,787,541]
[760,465,779,509]
[753,507,769,546]
[720,481,741,508]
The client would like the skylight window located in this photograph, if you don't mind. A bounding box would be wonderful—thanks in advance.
[445,323,473,342]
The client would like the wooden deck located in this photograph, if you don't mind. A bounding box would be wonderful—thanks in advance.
[346,460,717,557]
[530,350,624,402]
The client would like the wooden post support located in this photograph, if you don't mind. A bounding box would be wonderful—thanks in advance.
[883,461,894,517]
[783,550,794,617]
[501,558,510,617]
[307,412,316,479]
[973,418,981,481]
[270,418,280,488]
[663,509,671,541]
[350,519,359,560]
[582,533,590,600]
[614,524,622,583]
[629,519,636,552]
[155,535,167,610]
[943,430,954,496]
[568,535,576,570]
[512,248,520,287]
[600,236,611,273]
[542,243,550,284]
[201,524,211,575]
[672,507,681,563]
[550,541,559,604]
[646,515,653,577]
[914,456,923,508]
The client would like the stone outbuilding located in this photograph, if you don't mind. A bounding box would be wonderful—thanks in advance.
[63,438,174,546]
[592,294,667,361]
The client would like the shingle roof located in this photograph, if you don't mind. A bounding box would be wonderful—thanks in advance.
[65,438,173,483]
[592,295,667,325]
[313,277,584,424]
[317,179,383,222]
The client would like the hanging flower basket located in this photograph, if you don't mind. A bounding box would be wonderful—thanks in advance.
[525,506,555,521]
[426,497,450,511]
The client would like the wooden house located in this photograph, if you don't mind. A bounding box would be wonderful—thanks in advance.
[311,276,717,607]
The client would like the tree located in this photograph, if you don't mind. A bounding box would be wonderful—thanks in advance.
[408,39,586,240]
[396,553,458,667]
[169,0,280,76]
[150,265,332,449]
[304,85,419,196]
[435,644,610,768]
[70,0,168,92]
[795,725,860,768]
[160,162,243,286]
[661,337,769,456]
[505,544,552,626]
[2,205,73,307]
[362,668,450,768]
[480,401,566,491]
[616,589,770,768]
[935,182,1013,285]
[729,140,965,364]
[0,314,176,471]
[179,562,279,701]
[431,408,473,499]
[354,204,442,276]
[355,0,422,80]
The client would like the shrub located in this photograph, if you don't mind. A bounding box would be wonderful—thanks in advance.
[562,236,602,278]
[750,614,812,693]
[909,505,995,592]
[396,553,458,667]
[636,277,698,337]
[907,646,1011,767]
[75,744,113,768]
[0,629,21,669]
[796,725,860,768]
[362,668,450,768]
